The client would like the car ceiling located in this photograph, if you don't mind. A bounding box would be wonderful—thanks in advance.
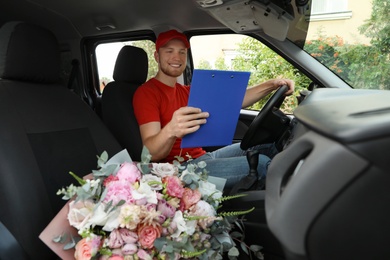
[0,0,225,43]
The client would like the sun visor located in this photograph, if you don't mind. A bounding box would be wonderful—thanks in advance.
[195,0,294,41]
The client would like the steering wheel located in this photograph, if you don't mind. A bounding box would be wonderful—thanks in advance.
[240,85,289,150]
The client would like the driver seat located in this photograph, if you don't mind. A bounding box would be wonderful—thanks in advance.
[101,45,148,162]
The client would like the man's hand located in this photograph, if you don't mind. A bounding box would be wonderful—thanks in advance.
[167,106,209,138]
[268,78,295,96]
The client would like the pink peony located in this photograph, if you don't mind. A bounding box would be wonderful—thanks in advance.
[74,238,92,260]
[180,188,201,211]
[137,223,162,249]
[116,162,141,183]
[104,180,134,205]
[163,176,184,198]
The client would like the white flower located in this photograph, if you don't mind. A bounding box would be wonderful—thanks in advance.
[151,163,178,177]
[141,174,163,190]
[67,199,95,230]
[131,182,158,205]
[198,180,222,200]
[84,202,120,232]
[118,204,142,230]
[170,211,196,238]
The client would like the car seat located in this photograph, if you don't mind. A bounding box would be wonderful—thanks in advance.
[101,45,148,162]
[0,21,122,259]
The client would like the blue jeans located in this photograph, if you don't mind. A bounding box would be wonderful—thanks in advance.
[182,143,278,190]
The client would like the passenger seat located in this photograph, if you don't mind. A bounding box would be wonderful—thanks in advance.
[0,21,122,259]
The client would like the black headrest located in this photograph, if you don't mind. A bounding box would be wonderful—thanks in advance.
[0,21,60,83]
[113,45,148,84]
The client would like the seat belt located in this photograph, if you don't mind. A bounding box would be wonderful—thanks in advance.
[0,221,29,259]
[67,59,94,108]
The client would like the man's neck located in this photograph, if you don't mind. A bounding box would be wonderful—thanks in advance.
[155,72,177,87]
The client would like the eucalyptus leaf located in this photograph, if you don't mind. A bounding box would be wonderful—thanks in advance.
[228,246,240,257]
[97,151,109,168]
[240,241,249,255]
[52,233,67,243]
[141,146,152,163]
[249,245,263,251]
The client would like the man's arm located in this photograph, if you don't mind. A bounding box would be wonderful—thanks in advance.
[139,106,209,161]
[242,78,295,108]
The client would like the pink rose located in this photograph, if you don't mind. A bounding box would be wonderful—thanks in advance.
[108,229,124,249]
[118,228,138,244]
[180,188,201,211]
[109,256,124,260]
[163,176,184,198]
[74,238,92,260]
[137,223,162,249]
[116,162,141,183]
[104,180,134,204]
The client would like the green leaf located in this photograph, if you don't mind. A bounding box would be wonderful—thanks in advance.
[97,151,109,168]
[69,171,86,186]
[228,246,239,257]
[141,146,152,163]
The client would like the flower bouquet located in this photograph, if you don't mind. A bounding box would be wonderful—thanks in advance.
[40,148,263,260]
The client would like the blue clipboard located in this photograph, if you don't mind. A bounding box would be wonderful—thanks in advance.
[181,69,250,148]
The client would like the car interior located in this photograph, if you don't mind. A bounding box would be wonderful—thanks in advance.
[1,0,389,259]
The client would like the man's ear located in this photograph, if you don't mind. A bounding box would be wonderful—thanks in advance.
[154,51,159,63]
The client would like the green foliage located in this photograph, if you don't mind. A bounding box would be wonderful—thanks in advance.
[198,59,212,69]
[303,0,389,90]
[232,37,310,112]
[131,40,158,80]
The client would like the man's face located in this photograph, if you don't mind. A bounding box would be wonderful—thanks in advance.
[156,39,188,78]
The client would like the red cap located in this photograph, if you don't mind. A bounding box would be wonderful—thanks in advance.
[156,29,190,51]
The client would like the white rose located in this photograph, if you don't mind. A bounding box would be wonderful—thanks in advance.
[67,199,95,230]
[151,163,178,177]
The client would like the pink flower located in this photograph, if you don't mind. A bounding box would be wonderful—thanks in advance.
[137,223,162,249]
[107,229,124,249]
[104,180,134,205]
[118,228,138,244]
[109,255,124,260]
[157,199,176,218]
[74,238,92,260]
[180,188,201,211]
[163,176,184,198]
[122,243,138,255]
[137,249,153,260]
[103,175,119,187]
[116,162,141,183]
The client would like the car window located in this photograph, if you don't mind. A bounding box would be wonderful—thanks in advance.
[303,0,389,90]
[190,34,310,113]
[95,40,157,93]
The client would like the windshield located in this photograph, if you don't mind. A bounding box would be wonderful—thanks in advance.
[302,0,389,90]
